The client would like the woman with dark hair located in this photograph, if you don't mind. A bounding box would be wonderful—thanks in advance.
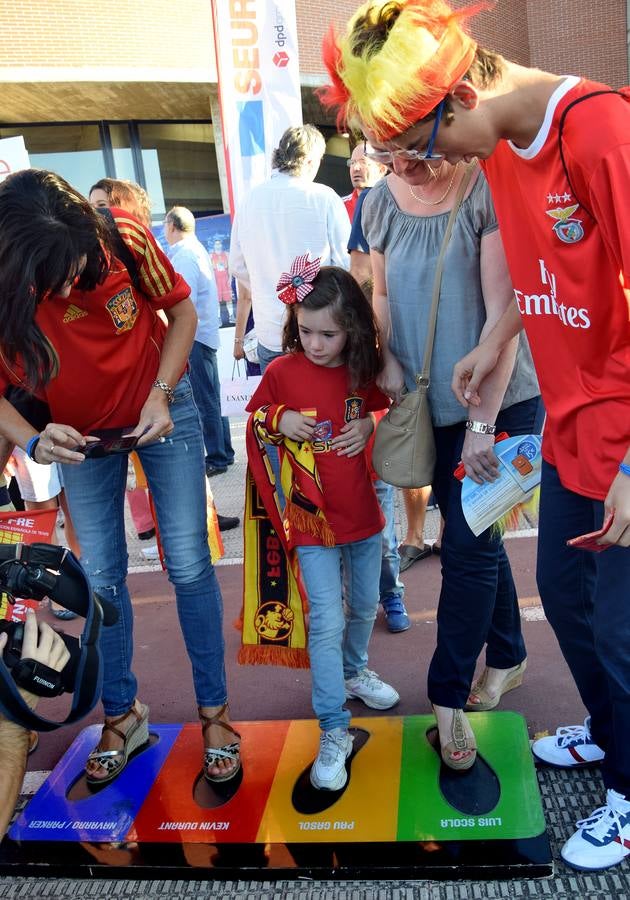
[0,169,240,786]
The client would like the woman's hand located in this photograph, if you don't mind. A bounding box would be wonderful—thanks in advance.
[461,431,500,484]
[377,355,405,404]
[133,392,174,447]
[278,410,315,442]
[601,470,630,547]
[33,423,90,466]
[331,417,374,457]
[233,339,246,361]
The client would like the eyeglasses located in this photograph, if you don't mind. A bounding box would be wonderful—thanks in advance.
[364,98,445,165]
[346,158,368,168]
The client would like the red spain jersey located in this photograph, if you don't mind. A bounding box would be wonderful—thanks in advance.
[0,209,190,433]
[482,77,630,500]
[247,352,387,545]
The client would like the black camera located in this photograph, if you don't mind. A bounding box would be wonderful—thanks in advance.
[0,620,78,697]
[0,542,115,731]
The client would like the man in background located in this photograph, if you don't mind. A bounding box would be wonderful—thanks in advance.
[164,207,239,531]
[229,124,350,373]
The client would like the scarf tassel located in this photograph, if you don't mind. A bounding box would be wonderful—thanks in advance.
[285,499,336,547]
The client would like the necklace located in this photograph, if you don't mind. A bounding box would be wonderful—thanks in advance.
[408,163,460,206]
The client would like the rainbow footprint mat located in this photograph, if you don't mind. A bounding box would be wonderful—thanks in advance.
[2,713,551,879]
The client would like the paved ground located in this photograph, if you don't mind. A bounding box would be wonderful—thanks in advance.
[3,418,630,897]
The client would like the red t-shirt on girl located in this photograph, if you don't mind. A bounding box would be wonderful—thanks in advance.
[247,352,388,545]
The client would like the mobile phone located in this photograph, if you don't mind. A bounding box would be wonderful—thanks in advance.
[73,429,139,457]
[567,513,614,552]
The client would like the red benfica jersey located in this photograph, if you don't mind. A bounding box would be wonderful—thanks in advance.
[0,209,190,433]
[482,77,630,500]
[247,352,387,545]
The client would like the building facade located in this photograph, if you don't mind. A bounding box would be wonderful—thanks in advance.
[0,0,627,216]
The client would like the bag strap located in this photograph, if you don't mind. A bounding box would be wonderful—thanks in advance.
[418,161,476,384]
[558,89,625,220]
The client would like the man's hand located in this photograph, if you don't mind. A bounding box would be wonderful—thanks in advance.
[601,470,630,547]
[331,418,374,457]
[0,609,71,709]
[452,343,501,408]
[278,410,316,442]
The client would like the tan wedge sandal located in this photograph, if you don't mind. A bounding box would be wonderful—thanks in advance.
[465,659,527,712]
[86,700,150,786]
[199,703,242,784]
[433,704,477,771]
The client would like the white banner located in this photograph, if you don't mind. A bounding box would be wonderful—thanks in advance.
[211,0,302,215]
[0,136,29,184]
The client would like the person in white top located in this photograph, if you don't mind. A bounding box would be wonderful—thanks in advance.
[229,124,351,372]
[164,208,239,531]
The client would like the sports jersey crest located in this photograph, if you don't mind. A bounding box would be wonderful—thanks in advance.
[344,396,363,421]
[106,287,138,332]
[545,195,584,244]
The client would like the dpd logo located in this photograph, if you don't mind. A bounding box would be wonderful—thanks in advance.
[273,51,289,68]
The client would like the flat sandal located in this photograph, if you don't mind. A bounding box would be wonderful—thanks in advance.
[199,703,242,783]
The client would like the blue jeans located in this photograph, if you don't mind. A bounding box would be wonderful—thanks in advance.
[427,396,544,708]
[374,479,404,604]
[61,375,227,716]
[537,461,630,796]
[297,533,381,732]
[188,341,234,469]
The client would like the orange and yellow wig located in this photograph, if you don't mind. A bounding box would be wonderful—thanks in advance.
[320,0,487,142]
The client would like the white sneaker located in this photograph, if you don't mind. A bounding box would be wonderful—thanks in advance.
[561,789,630,870]
[532,716,605,767]
[345,668,400,710]
[310,728,354,791]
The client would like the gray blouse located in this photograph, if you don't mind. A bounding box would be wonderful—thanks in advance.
[362,172,539,427]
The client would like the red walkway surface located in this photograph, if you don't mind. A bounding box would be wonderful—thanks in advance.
[31,536,584,772]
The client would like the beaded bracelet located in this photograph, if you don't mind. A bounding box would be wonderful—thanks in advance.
[234,337,244,344]
[620,462,630,478]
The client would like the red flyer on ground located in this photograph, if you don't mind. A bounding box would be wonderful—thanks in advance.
[567,513,615,552]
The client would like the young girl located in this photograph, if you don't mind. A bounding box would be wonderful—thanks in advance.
[246,255,399,791]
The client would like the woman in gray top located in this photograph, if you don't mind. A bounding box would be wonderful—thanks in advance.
[362,159,542,770]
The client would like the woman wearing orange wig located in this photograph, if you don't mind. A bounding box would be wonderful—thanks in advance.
[322,0,630,872]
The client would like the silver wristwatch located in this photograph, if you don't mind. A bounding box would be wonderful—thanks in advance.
[466,419,496,435]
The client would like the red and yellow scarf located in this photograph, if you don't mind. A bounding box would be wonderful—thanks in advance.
[240,405,335,668]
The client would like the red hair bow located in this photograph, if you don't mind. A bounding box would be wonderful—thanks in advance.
[276,253,321,305]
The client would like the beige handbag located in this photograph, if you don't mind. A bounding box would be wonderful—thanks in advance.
[372,163,475,488]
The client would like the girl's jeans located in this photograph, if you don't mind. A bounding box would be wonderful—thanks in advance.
[297,532,381,732]
[62,375,227,717]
